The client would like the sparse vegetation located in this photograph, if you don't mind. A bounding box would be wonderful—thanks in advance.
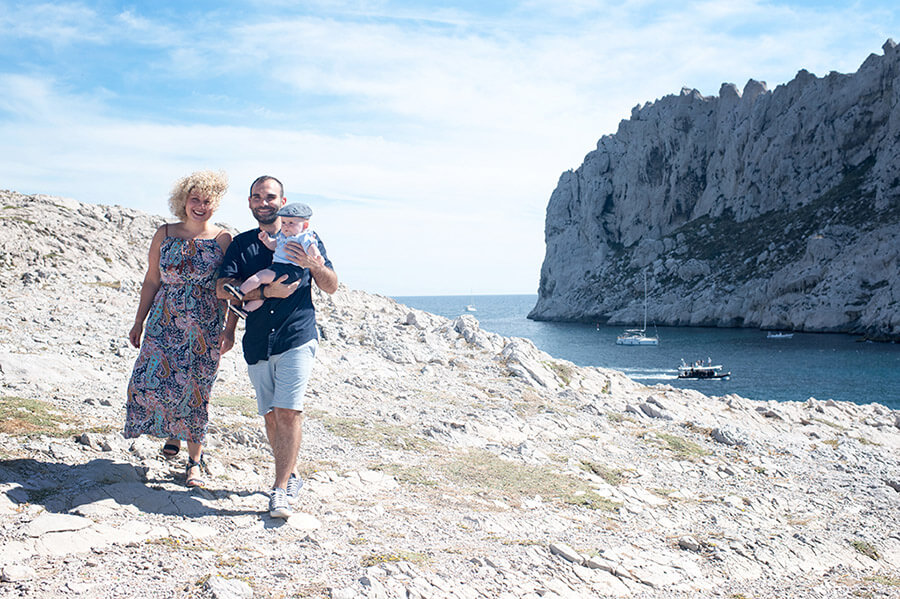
[84,280,121,289]
[811,417,848,431]
[863,575,900,587]
[374,463,438,487]
[851,539,880,560]
[649,432,710,460]
[322,415,435,451]
[500,538,544,546]
[440,448,619,511]
[606,411,636,424]
[361,551,428,568]
[581,461,624,485]
[212,395,257,418]
[146,537,209,552]
[0,396,76,436]
[0,215,36,225]
[512,389,547,418]
[563,491,621,512]
[543,360,574,386]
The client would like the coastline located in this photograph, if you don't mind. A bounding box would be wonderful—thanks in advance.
[1,192,899,597]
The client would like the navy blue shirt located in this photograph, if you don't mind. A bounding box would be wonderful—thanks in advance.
[220,228,333,365]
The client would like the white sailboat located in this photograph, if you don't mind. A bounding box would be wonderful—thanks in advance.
[616,273,659,346]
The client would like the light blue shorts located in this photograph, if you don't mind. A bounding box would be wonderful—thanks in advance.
[247,339,317,416]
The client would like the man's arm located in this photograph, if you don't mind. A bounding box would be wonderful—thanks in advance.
[216,276,299,300]
[310,263,338,294]
[282,241,338,294]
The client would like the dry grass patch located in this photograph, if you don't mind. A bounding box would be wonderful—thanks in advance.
[361,551,428,568]
[512,389,548,418]
[581,461,625,485]
[0,396,77,436]
[606,411,637,425]
[850,539,880,560]
[321,416,436,451]
[211,395,257,418]
[440,448,621,511]
[543,360,574,386]
[374,463,438,487]
[84,280,121,289]
[646,432,710,460]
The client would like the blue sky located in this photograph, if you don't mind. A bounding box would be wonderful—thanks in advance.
[1,1,897,295]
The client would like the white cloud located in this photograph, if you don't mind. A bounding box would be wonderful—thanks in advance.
[1,1,898,295]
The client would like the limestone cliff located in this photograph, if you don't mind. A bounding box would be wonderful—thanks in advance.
[531,40,900,340]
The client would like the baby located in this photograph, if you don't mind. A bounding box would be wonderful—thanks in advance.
[224,202,321,318]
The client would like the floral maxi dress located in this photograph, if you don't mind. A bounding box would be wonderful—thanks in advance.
[125,235,225,444]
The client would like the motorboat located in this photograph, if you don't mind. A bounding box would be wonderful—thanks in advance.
[678,359,731,380]
[616,273,658,346]
[464,305,477,312]
[766,331,794,339]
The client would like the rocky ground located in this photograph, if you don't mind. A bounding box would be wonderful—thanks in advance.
[1,190,899,598]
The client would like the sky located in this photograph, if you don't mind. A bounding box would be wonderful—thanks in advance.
[1,1,897,295]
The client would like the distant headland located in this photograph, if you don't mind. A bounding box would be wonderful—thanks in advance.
[531,40,900,342]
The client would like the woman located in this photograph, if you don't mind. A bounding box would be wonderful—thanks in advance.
[125,170,236,487]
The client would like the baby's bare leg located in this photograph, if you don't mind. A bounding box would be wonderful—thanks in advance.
[240,269,277,312]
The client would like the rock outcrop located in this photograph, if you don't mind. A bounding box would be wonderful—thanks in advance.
[1,191,899,598]
[531,40,900,340]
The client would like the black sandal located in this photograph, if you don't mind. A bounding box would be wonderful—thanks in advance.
[223,283,245,302]
[185,455,206,488]
[227,303,248,320]
[161,440,180,459]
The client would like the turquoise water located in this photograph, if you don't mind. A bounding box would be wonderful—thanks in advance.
[393,294,900,410]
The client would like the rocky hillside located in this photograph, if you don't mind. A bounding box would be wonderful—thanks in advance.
[531,40,900,341]
[1,191,899,598]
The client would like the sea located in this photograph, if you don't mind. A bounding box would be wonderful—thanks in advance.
[392,294,900,411]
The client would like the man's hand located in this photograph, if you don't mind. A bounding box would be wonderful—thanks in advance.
[265,274,300,299]
[283,240,337,293]
[283,241,325,270]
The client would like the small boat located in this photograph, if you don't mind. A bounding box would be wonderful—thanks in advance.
[766,331,794,339]
[616,329,659,346]
[464,305,477,312]
[616,273,658,346]
[678,359,731,380]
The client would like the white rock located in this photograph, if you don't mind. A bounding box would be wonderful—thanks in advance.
[206,575,253,599]
[1,564,36,582]
[22,513,93,537]
[286,512,322,531]
[549,542,585,565]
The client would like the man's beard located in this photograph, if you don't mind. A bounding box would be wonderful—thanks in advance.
[252,206,278,225]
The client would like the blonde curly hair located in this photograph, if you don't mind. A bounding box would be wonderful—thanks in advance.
[168,170,229,221]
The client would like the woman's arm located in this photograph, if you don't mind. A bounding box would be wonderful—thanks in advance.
[129,226,166,348]
[215,230,238,354]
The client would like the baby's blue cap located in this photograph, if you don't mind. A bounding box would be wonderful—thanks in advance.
[277,202,312,218]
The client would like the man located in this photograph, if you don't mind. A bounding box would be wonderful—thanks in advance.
[217,175,338,518]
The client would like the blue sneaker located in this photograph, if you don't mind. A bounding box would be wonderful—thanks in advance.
[286,473,303,501]
[269,487,292,518]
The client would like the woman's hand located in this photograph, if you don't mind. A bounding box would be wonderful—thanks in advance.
[129,323,143,348]
[219,328,235,355]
